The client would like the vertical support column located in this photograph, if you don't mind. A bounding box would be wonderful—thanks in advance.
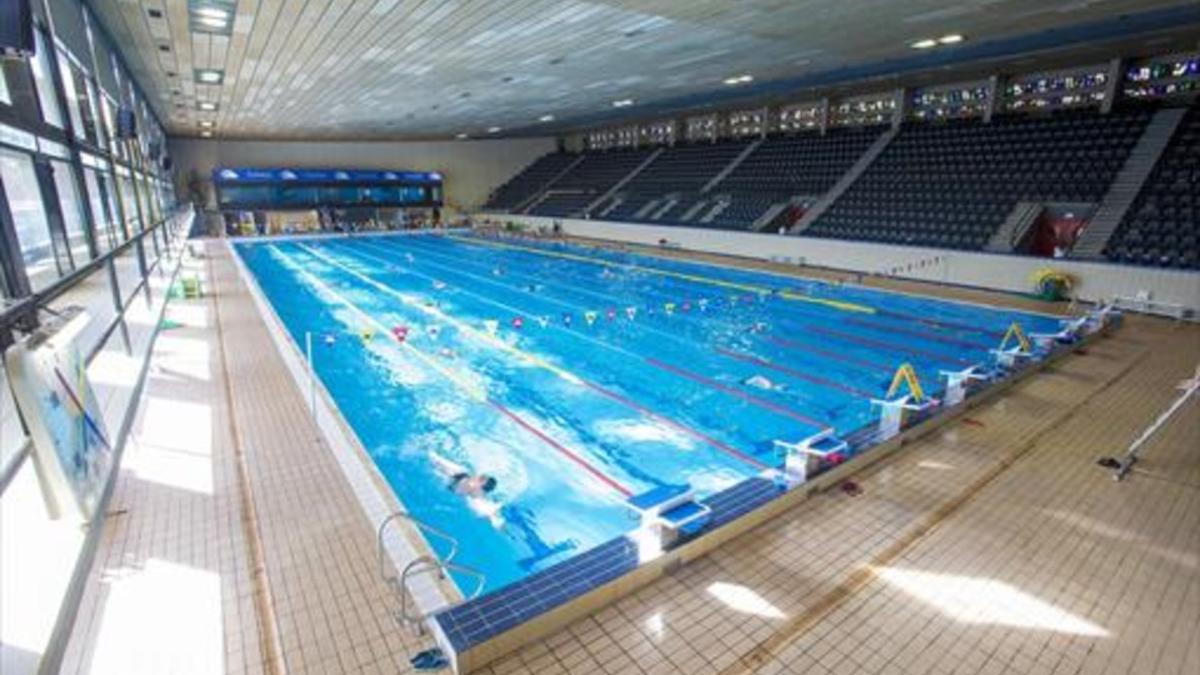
[984,75,1002,123]
[1102,57,1124,114]
[892,87,908,130]
[818,98,830,136]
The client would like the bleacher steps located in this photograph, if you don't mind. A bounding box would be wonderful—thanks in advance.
[1071,107,1188,259]
[633,199,660,220]
[752,202,791,232]
[699,197,731,224]
[586,148,663,214]
[680,200,709,222]
[985,201,1045,253]
[650,196,680,221]
[702,139,762,193]
[514,154,586,213]
[598,197,623,219]
[789,127,898,234]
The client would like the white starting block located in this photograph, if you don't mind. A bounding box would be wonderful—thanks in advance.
[871,395,938,440]
[626,484,711,551]
[772,429,849,488]
[990,345,1034,370]
[939,365,990,406]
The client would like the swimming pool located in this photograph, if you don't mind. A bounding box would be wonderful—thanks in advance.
[234,232,1063,596]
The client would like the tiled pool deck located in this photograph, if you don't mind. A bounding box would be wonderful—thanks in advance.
[61,238,1199,675]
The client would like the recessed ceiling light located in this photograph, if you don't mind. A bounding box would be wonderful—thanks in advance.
[456,133,469,139]
[200,130,213,138]
[194,7,229,20]
[196,15,228,28]
[723,74,754,85]
[912,38,938,49]
[538,114,555,122]
[938,34,965,44]
[195,68,224,84]
[198,101,217,111]
[612,99,634,108]
[199,120,214,128]
[487,126,501,133]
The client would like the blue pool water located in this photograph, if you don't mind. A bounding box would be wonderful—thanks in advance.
[235,233,1062,594]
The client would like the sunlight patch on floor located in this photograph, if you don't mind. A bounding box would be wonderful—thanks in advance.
[877,567,1108,637]
[707,581,787,620]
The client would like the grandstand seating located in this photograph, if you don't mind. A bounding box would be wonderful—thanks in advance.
[1104,105,1200,269]
[485,152,579,210]
[806,108,1151,249]
[599,141,746,222]
[526,148,653,217]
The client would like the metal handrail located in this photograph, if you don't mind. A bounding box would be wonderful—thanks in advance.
[377,511,487,628]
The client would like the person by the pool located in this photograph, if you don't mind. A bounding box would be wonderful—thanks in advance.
[449,471,497,497]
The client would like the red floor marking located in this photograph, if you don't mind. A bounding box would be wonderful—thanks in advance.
[765,335,893,373]
[644,357,830,430]
[715,347,877,399]
[489,401,633,497]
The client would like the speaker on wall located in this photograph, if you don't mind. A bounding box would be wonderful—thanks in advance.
[0,0,35,59]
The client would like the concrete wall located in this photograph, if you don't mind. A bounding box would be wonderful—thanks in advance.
[485,214,1200,316]
[170,137,556,213]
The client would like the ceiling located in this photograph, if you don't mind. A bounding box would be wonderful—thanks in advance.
[90,0,1200,141]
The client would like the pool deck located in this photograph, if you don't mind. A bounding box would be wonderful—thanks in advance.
[60,237,1199,675]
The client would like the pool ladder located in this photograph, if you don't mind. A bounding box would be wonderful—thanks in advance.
[377,512,486,632]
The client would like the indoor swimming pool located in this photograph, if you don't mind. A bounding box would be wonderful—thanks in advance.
[234,232,1064,595]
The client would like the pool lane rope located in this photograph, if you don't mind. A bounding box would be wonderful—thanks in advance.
[305,242,772,472]
[271,245,634,498]
[352,237,874,410]
[447,234,877,315]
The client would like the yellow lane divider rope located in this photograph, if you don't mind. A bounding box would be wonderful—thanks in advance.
[298,243,585,387]
[446,235,876,314]
[272,245,488,401]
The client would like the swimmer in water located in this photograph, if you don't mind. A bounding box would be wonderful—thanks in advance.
[430,452,503,526]
[745,374,784,391]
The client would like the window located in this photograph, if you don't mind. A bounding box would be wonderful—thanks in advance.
[0,64,10,106]
[30,32,64,128]
[83,168,118,252]
[57,52,86,139]
[0,148,58,291]
[51,159,92,267]
[118,174,140,234]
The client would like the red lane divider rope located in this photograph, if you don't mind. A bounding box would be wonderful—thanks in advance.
[873,308,1006,338]
[715,347,878,400]
[808,325,974,367]
[644,358,830,431]
[580,381,770,471]
[489,400,633,497]
[765,335,892,374]
[843,317,991,351]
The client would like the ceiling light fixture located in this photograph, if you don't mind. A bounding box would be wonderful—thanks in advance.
[938,34,965,44]
[612,99,634,108]
[456,133,469,139]
[196,15,228,28]
[723,74,754,85]
[198,101,217,111]
[199,120,214,128]
[538,114,555,122]
[911,38,938,49]
[200,130,213,138]
[194,7,229,19]
[195,68,224,84]
[487,126,501,133]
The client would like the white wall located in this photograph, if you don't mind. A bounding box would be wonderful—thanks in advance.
[170,137,556,213]
[486,214,1200,316]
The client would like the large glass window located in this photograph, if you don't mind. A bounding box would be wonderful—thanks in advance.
[56,52,85,139]
[51,159,91,267]
[0,148,58,291]
[118,174,140,233]
[0,64,10,106]
[30,32,64,128]
[83,168,119,252]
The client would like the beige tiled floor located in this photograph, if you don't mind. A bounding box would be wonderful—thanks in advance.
[63,240,1199,675]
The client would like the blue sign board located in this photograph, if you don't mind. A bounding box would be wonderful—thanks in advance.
[213,167,443,184]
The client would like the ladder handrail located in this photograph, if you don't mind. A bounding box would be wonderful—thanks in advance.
[377,511,487,628]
